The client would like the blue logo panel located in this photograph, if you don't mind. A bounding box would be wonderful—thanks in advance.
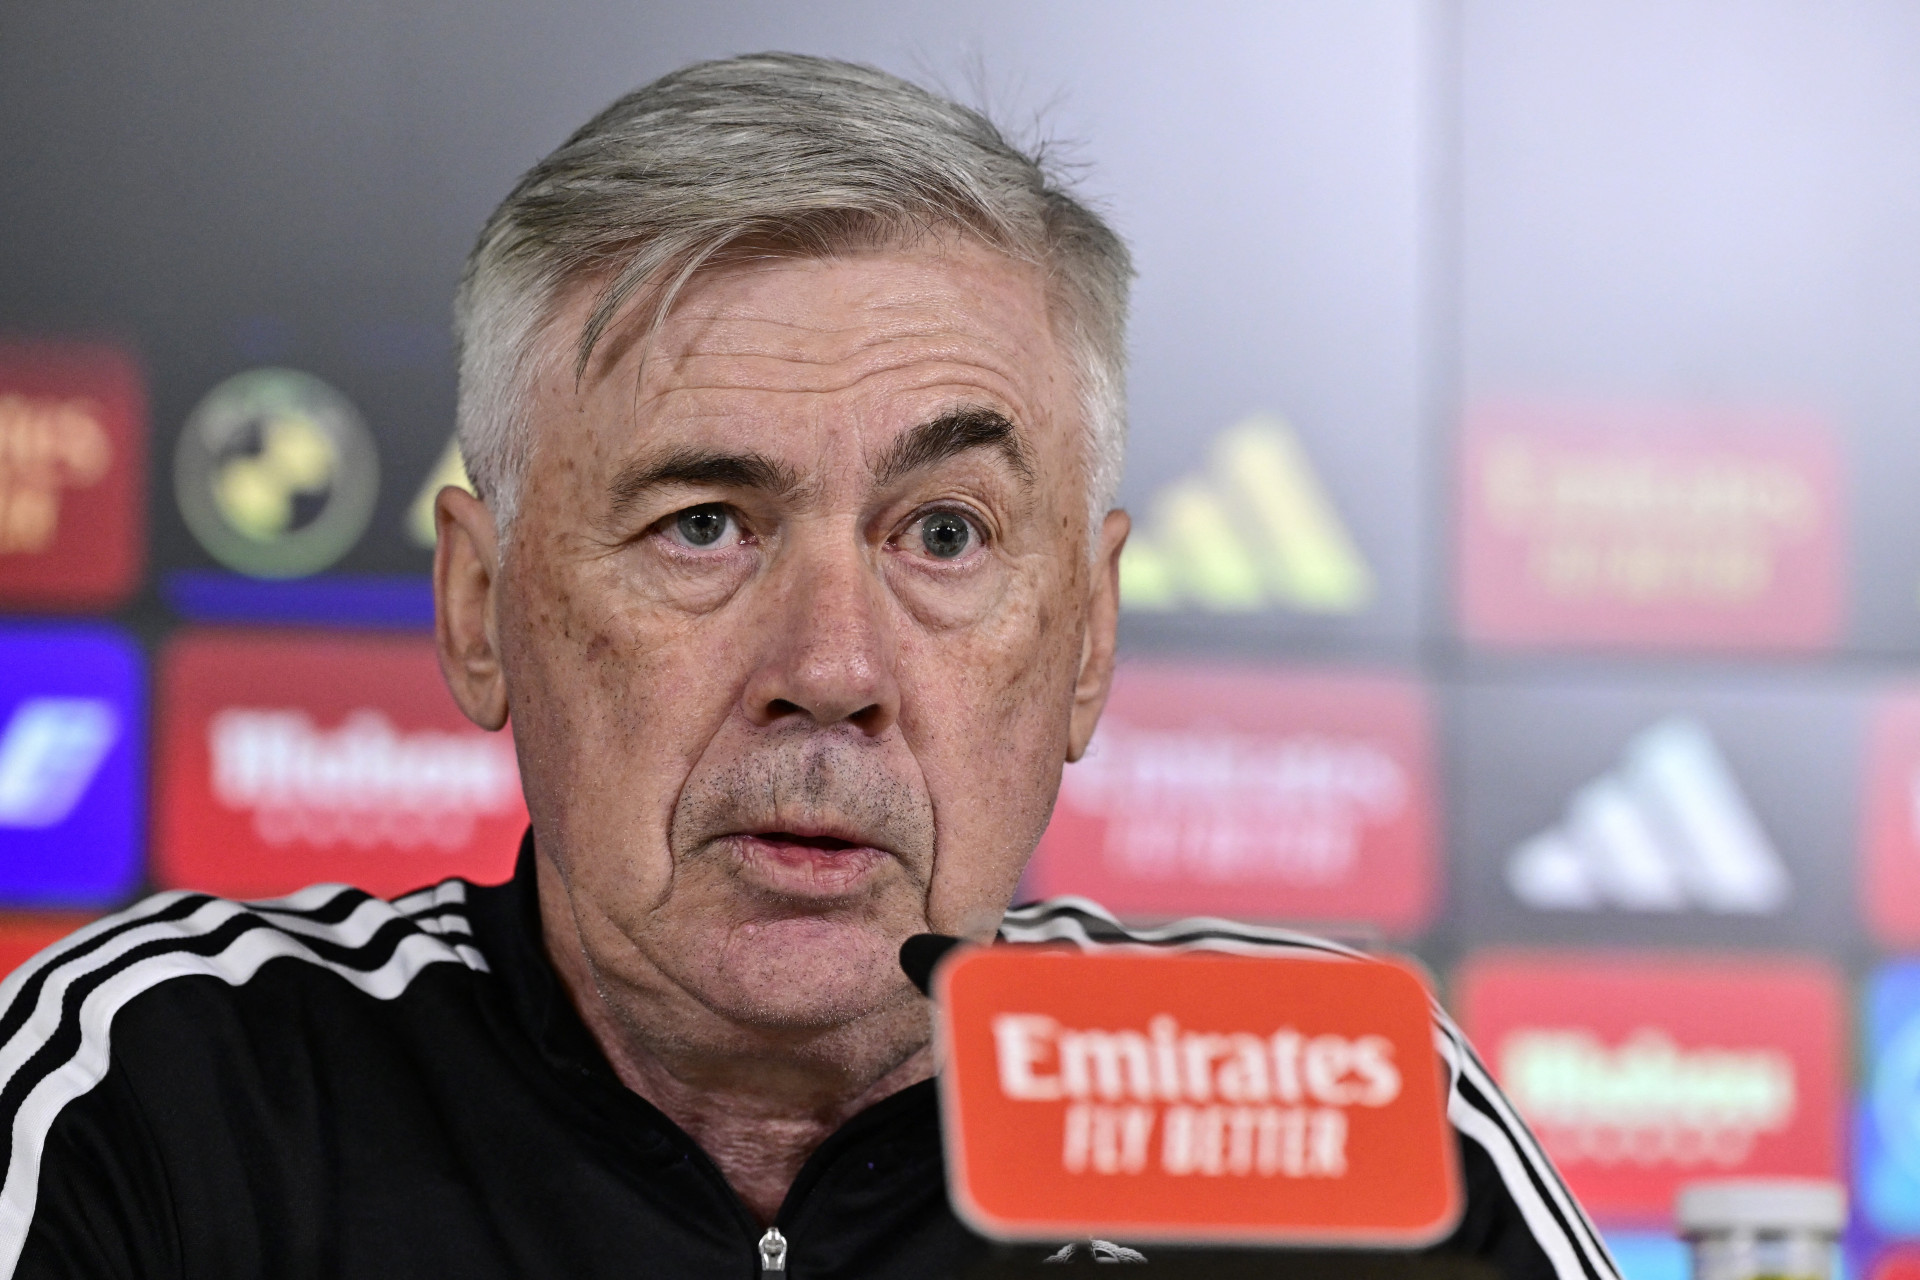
[1860,962,1920,1238]
[1601,1232,1688,1280]
[0,627,143,905]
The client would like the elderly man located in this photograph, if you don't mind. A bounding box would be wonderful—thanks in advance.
[0,54,1613,1280]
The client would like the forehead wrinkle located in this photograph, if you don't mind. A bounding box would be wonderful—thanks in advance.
[640,326,1039,394]
[631,354,1043,429]
[638,298,1046,398]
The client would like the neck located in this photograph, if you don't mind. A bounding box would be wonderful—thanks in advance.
[535,857,934,1224]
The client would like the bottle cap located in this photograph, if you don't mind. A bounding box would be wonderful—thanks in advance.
[1676,1179,1847,1235]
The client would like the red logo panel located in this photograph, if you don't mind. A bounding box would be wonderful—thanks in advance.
[1863,691,1920,948]
[1027,666,1436,936]
[938,947,1459,1246]
[1874,1251,1920,1280]
[0,341,146,608]
[156,631,524,899]
[1455,952,1844,1226]
[1457,402,1842,652]
[0,916,93,981]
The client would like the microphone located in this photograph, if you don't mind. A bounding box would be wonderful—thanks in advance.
[900,932,965,996]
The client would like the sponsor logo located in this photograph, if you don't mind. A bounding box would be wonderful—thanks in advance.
[1028,666,1435,936]
[1119,416,1372,615]
[1862,693,1920,949]
[1857,963,1920,1236]
[1059,727,1405,888]
[0,628,143,906]
[1458,953,1843,1224]
[0,400,110,553]
[156,632,524,899]
[0,698,120,829]
[0,342,146,608]
[993,1013,1399,1178]
[405,435,473,548]
[1498,1028,1795,1166]
[209,708,519,850]
[174,368,379,578]
[1505,717,1790,915]
[1457,402,1842,651]
[939,948,1458,1245]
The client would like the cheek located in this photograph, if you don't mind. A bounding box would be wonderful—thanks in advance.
[503,551,746,851]
[881,553,1011,632]
[901,571,1082,846]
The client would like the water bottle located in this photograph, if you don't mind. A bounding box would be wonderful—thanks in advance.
[1677,1179,1846,1280]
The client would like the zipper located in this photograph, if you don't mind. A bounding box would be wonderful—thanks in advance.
[758,1225,788,1275]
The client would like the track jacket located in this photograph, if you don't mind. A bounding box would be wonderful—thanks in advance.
[0,839,1618,1279]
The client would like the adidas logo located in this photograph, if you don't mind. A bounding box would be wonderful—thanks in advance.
[1120,416,1372,615]
[406,436,474,548]
[0,697,120,830]
[1504,717,1791,915]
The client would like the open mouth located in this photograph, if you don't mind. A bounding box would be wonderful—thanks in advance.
[754,832,861,852]
[728,829,890,895]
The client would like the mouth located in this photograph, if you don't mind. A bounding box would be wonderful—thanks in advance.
[723,827,894,898]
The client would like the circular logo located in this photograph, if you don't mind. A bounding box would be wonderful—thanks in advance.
[174,368,379,578]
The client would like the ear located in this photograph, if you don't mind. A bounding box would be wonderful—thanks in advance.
[1066,508,1129,762]
[433,485,509,731]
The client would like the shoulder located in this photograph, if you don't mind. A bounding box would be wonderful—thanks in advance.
[1000,896,1370,959]
[0,879,490,1120]
[0,879,490,1279]
[999,897,1620,1280]
[0,878,488,1031]
[0,878,491,1102]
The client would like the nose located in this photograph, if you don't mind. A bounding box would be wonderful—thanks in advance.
[741,531,900,736]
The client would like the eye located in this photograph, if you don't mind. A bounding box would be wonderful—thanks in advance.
[910,509,979,561]
[663,503,742,550]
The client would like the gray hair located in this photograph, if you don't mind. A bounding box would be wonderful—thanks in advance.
[452,52,1132,542]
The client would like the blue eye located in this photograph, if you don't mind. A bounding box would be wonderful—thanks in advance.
[918,511,975,559]
[672,505,734,548]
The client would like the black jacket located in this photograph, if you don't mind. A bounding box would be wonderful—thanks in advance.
[2,841,1617,1279]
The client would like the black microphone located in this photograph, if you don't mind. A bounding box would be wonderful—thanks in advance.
[900,932,965,996]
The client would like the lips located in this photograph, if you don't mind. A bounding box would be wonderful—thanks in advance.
[724,827,893,899]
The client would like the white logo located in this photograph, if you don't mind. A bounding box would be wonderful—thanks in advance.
[209,708,519,850]
[0,697,120,829]
[1061,722,1407,885]
[993,1013,1399,1179]
[1500,1027,1796,1168]
[1504,717,1790,914]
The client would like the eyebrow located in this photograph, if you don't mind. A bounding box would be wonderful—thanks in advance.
[872,407,1035,490]
[606,447,804,521]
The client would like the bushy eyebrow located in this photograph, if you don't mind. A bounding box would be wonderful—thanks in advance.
[606,447,804,521]
[871,407,1035,489]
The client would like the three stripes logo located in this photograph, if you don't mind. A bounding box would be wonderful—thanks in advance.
[1504,717,1791,915]
[1120,416,1373,615]
[406,435,473,548]
[0,697,120,830]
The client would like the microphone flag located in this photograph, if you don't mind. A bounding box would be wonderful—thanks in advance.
[934,946,1462,1248]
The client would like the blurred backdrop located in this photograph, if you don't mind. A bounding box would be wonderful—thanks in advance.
[5,1,1920,1273]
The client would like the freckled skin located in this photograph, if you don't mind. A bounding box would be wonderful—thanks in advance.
[433,237,1128,1223]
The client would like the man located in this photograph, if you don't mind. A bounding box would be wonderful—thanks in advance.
[0,54,1615,1279]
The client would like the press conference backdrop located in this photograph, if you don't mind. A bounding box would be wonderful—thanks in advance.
[6,1,1920,1274]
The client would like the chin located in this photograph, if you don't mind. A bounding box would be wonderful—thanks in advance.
[706,914,912,1031]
